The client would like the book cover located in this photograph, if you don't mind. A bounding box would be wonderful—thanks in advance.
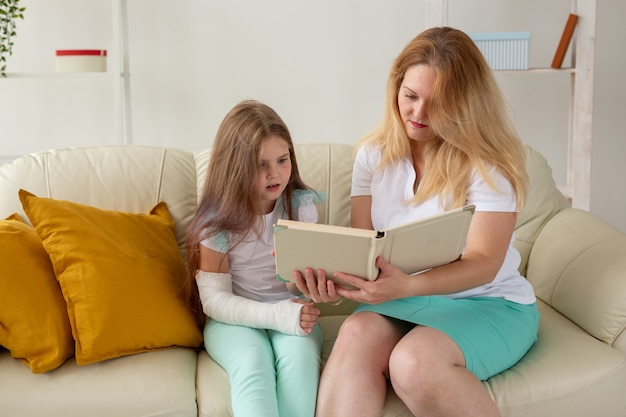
[273,205,475,283]
[551,13,578,69]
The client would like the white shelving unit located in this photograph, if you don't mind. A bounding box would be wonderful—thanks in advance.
[112,0,133,145]
[425,0,596,210]
[2,0,132,149]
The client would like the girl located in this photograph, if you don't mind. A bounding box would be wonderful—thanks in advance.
[184,100,323,417]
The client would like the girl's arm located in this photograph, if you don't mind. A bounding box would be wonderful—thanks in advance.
[199,242,230,273]
[196,245,317,335]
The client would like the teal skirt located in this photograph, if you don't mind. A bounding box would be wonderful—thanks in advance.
[355,296,539,380]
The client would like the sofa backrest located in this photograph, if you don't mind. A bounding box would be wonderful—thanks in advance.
[0,142,567,278]
[0,146,198,254]
[514,145,570,275]
[194,143,355,228]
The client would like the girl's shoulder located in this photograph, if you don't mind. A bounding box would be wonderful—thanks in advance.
[200,229,230,253]
[291,189,325,223]
[292,189,325,205]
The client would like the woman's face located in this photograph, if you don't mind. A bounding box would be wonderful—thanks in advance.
[397,64,437,143]
[256,135,292,214]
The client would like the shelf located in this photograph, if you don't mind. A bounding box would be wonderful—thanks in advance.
[494,67,575,74]
[424,0,596,210]
[3,72,114,79]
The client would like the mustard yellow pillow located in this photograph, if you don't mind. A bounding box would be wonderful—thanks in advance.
[19,190,203,365]
[0,213,74,373]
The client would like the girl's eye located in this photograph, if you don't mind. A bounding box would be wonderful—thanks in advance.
[278,158,289,165]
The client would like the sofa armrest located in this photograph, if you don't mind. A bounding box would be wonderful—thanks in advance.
[526,208,626,351]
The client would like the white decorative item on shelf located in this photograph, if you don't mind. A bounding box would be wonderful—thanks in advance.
[468,32,530,70]
[56,49,107,73]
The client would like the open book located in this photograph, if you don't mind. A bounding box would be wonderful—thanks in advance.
[274,205,475,283]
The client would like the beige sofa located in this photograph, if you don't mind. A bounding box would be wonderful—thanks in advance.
[0,143,625,417]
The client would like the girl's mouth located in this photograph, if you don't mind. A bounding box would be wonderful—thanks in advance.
[266,184,281,192]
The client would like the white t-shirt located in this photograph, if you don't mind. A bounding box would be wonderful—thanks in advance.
[352,144,536,304]
[200,190,319,303]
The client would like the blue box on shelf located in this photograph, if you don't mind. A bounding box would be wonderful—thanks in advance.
[468,32,530,70]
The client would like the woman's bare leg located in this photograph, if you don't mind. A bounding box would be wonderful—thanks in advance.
[389,326,501,417]
[315,312,409,417]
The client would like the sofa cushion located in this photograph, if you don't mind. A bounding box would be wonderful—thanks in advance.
[0,347,198,417]
[19,190,203,365]
[0,213,74,373]
[484,300,626,416]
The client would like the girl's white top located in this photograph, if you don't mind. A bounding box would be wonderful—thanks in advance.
[200,191,318,303]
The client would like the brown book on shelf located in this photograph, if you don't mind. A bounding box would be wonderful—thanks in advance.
[551,13,579,69]
[273,205,475,283]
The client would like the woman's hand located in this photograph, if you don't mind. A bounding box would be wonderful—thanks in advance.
[291,299,320,334]
[332,256,415,304]
[292,256,415,305]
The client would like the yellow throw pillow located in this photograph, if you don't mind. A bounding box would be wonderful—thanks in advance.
[0,213,74,373]
[19,190,203,365]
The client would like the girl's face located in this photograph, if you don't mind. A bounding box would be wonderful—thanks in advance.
[397,64,437,144]
[256,135,292,214]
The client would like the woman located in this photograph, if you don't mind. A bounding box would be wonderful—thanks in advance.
[294,27,539,417]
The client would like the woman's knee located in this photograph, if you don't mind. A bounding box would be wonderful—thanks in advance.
[388,327,464,394]
[337,312,406,343]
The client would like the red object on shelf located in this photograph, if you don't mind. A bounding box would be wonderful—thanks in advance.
[55,49,107,72]
[55,50,108,57]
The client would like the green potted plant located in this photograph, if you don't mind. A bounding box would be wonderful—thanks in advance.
[0,0,25,77]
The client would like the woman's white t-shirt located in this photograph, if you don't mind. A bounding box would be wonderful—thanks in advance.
[352,145,535,304]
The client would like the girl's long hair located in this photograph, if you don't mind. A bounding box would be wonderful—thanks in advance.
[184,100,311,326]
[360,27,528,210]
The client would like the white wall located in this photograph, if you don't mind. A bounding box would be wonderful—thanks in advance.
[2,0,625,234]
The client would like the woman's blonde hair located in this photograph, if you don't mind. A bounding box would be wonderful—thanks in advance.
[361,26,528,210]
[184,100,311,325]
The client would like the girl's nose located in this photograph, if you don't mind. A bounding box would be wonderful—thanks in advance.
[266,164,278,178]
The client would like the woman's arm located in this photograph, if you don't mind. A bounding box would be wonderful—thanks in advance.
[333,211,516,304]
[295,209,516,304]
[351,195,373,230]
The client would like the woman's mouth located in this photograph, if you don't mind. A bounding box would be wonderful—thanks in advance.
[410,120,428,128]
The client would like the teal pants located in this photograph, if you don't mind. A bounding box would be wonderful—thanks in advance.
[204,318,323,417]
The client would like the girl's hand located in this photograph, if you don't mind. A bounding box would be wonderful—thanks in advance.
[291,299,320,334]
[292,268,341,304]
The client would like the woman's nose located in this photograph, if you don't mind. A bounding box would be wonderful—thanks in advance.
[414,103,427,118]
